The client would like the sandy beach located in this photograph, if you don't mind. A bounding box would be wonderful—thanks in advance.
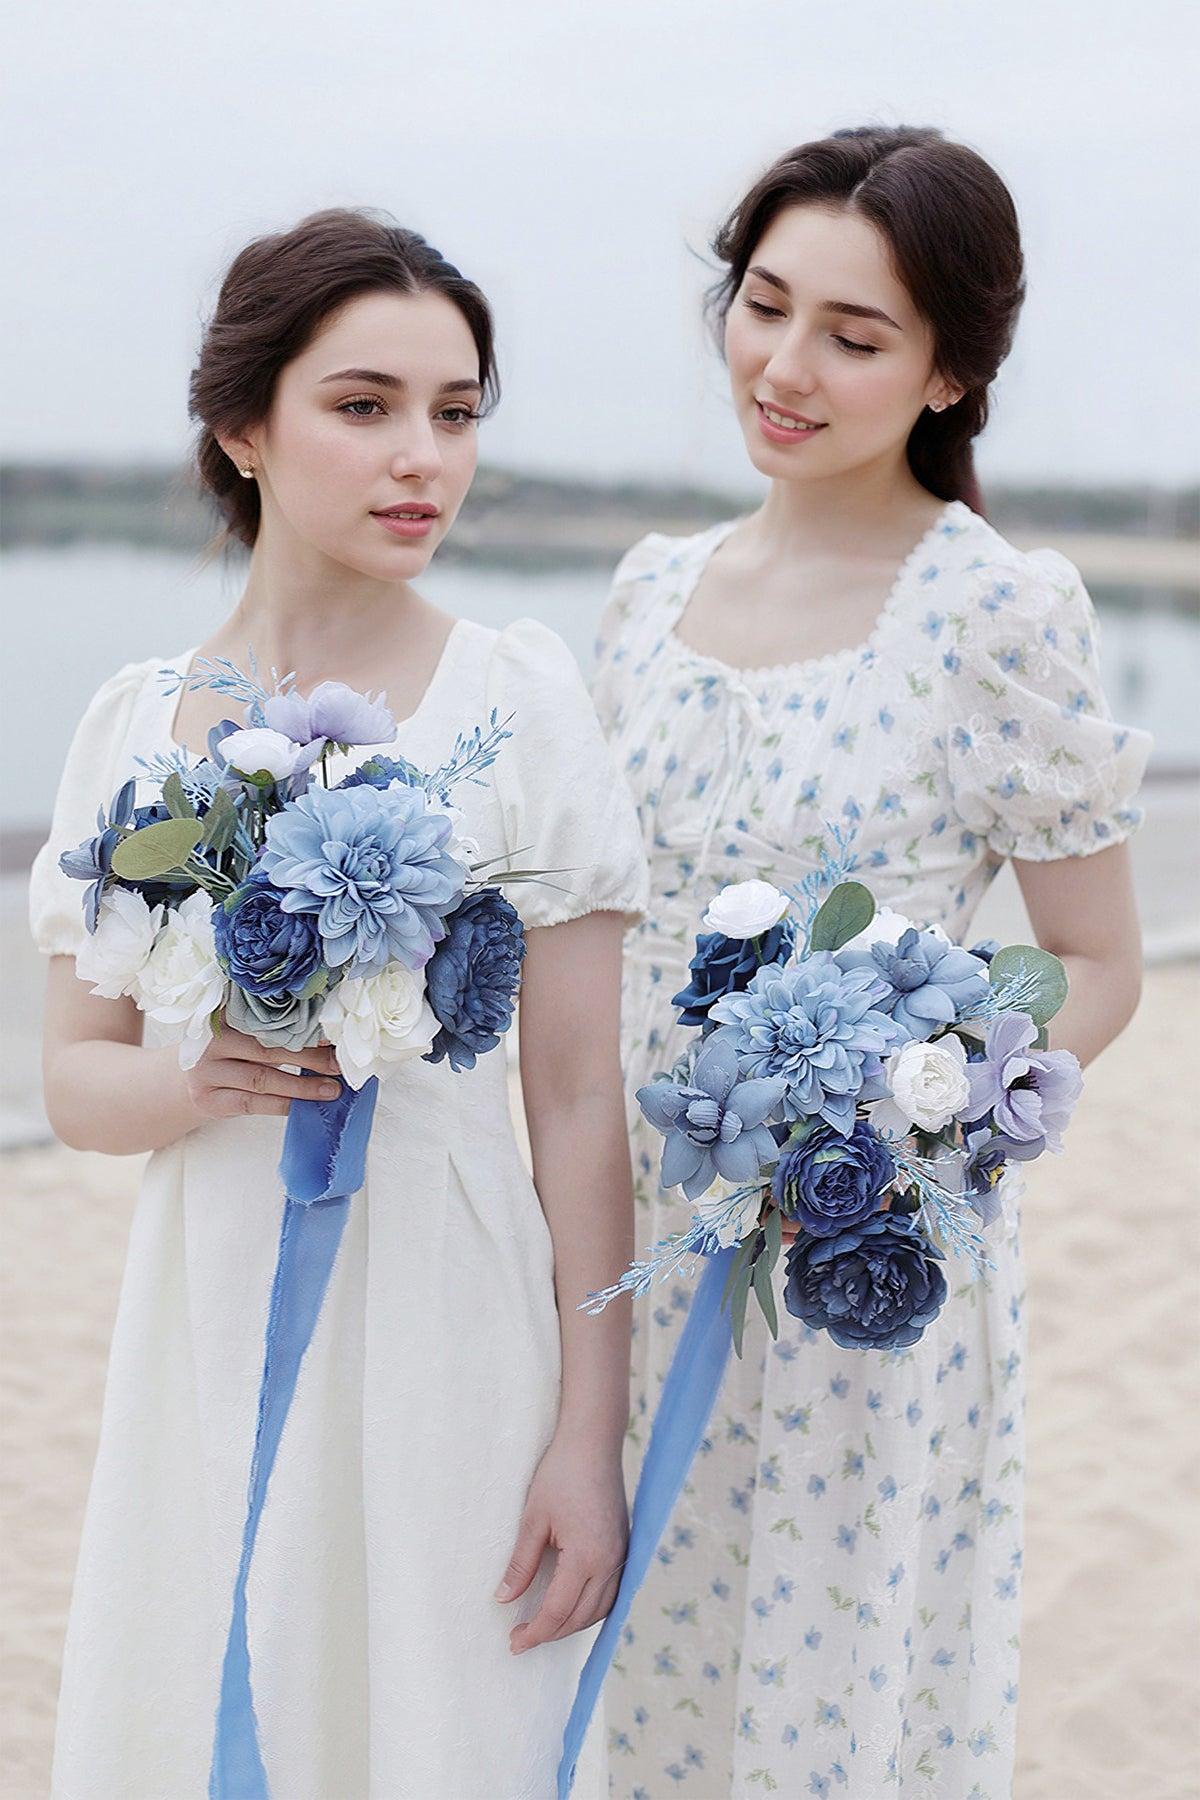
[2,859,1197,1796]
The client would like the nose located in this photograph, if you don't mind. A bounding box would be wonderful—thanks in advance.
[762,325,819,400]
[389,418,444,484]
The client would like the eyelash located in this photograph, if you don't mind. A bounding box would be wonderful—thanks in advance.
[335,396,480,426]
[741,298,879,356]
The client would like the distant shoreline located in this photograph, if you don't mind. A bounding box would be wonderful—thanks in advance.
[2,463,1198,592]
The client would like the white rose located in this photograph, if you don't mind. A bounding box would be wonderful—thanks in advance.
[320,963,438,1089]
[75,889,163,998]
[702,879,789,940]
[220,727,302,781]
[883,1035,971,1134]
[841,905,951,955]
[132,889,227,1069]
[691,1178,764,1249]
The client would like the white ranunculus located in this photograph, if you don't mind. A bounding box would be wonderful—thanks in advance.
[75,888,163,998]
[691,1178,764,1249]
[132,889,227,1070]
[320,963,438,1089]
[841,905,951,955]
[883,1034,971,1133]
[220,727,301,782]
[702,879,789,940]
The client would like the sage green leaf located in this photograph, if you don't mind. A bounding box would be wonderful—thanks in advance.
[111,818,203,880]
[162,772,195,819]
[988,943,1069,1026]
[752,1245,779,1340]
[722,1227,760,1308]
[201,788,238,856]
[764,1204,783,1270]
[809,881,875,953]
[730,1265,753,1358]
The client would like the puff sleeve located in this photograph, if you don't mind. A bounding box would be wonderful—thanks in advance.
[590,532,672,737]
[486,618,649,929]
[942,549,1152,861]
[28,660,154,956]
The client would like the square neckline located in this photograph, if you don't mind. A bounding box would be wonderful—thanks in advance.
[160,617,472,761]
[664,499,967,685]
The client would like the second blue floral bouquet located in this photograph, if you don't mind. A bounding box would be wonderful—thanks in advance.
[590,837,1082,1355]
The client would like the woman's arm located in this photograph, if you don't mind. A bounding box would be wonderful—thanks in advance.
[495,909,634,1653]
[42,956,343,1154]
[1013,840,1143,1067]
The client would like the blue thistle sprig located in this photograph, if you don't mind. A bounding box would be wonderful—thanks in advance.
[158,650,295,726]
[888,1142,992,1271]
[580,1183,761,1313]
[424,709,514,802]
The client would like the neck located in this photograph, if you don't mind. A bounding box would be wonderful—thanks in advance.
[750,452,935,559]
[223,519,419,682]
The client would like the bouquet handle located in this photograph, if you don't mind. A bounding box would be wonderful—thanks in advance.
[209,1074,378,1800]
[556,1245,736,1798]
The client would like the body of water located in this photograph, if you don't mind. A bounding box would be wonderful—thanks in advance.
[3,544,1196,833]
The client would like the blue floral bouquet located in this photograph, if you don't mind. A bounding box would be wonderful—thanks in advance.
[60,656,539,1800]
[558,839,1084,1795]
[592,835,1083,1356]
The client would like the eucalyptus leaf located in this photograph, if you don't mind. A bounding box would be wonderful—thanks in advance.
[809,881,875,953]
[722,1228,760,1308]
[201,788,238,856]
[111,818,204,881]
[764,1205,783,1270]
[988,943,1069,1026]
[162,772,195,820]
[730,1264,753,1358]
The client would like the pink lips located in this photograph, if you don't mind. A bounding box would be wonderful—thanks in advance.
[371,504,439,540]
[755,401,827,447]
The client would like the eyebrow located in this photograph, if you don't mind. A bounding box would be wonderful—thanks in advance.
[746,266,902,332]
[319,367,483,395]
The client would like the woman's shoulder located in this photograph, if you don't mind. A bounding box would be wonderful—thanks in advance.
[611,520,735,593]
[70,654,173,741]
[937,503,1088,609]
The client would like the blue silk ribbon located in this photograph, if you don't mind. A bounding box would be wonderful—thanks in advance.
[556,1244,736,1798]
[208,1073,378,1800]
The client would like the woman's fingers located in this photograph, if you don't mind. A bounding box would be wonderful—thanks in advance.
[220,1031,340,1076]
[203,1059,342,1104]
[509,1553,589,1655]
[495,1510,550,1605]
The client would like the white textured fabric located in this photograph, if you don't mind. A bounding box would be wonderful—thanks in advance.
[32,615,648,1800]
[591,502,1150,1799]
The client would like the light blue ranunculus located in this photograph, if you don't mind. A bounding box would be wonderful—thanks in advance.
[636,1033,785,1203]
[710,955,900,1134]
[259,784,464,977]
[837,928,990,1040]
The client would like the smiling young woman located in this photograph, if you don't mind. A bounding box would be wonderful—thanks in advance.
[31,209,646,1799]
[592,127,1151,1798]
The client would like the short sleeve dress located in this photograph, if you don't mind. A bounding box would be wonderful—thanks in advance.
[591,500,1150,1800]
[30,616,648,1800]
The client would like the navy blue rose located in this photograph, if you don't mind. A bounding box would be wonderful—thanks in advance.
[783,1212,947,1351]
[424,888,525,1072]
[771,1119,895,1238]
[214,866,323,998]
[672,918,795,1029]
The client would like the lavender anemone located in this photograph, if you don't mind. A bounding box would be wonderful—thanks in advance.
[959,1012,1082,1158]
[838,927,990,1041]
[258,783,464,976]
[637,1034,785,1203]
[709,954,900,1134]
[262,681,395,753]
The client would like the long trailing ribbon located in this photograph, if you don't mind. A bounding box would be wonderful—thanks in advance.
[209,1073,379,1800]
[556,1244,736,1798]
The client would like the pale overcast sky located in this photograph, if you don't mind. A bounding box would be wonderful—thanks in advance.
[4,0,1197,490]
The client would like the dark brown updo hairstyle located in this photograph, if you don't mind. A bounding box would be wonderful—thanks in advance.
[190,208,500,549]
[708,126,1026,514]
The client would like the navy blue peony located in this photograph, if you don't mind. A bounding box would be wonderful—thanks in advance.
[672,919,795,1028]
[424,888,526,1072]
[783,1212,947,1350]
[214,866,323,998]
[771,1119,895,1238]
[338,753,424,792]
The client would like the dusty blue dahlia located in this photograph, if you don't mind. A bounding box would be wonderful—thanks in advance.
[837,928,990,1040]
[258,784,464,977]
[709,955,900,1134]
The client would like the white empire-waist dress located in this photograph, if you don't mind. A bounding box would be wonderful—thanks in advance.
[591,501,1150,1800]
[30,617,649,1800]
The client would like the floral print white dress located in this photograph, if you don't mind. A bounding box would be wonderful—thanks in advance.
[591,500,1150,1800]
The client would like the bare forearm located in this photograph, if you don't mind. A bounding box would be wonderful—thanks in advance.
[44,1039,202,1154]
[528,1091,633,1454]
[1048,951,1141,1068]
